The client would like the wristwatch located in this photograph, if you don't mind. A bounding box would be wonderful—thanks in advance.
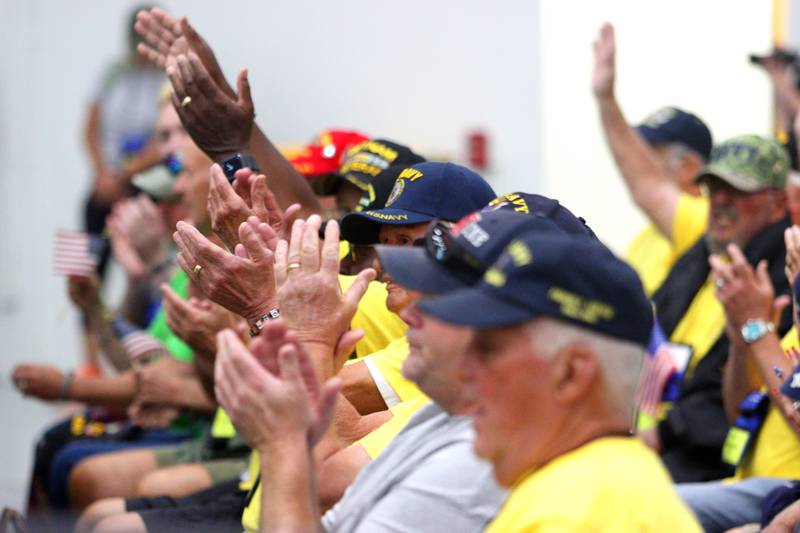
[220,153,260,182]
[249,307,282,337]
[740,319,774,344]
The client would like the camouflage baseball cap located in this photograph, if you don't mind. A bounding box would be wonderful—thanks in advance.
[694,134,789,192]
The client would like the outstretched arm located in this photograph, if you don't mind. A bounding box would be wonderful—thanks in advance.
[592,23,682,239]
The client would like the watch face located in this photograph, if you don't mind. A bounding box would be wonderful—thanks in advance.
[741,321,766,343]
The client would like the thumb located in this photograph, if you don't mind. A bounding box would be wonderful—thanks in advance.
[335,329,365,364]
[773,294,791,325]
[343,268,377,313]
[236,69,253,110]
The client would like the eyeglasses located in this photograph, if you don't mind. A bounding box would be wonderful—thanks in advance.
[423,220,484,283]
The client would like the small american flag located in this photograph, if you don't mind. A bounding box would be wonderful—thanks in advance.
[54,230,97,277]
[111,318,165,362]
[635,321,678,417]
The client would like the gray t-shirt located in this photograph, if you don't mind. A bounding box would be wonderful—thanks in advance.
[322,401,506,533]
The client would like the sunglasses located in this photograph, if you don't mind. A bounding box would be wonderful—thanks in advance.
[423,220,485,283]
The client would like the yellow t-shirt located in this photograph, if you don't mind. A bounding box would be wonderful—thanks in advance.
[625,194,708,296]
[360,336,426,406]
[486,437,701,532]
[734,327,800,480]
[341,276,407,358]
[356,397,431,458]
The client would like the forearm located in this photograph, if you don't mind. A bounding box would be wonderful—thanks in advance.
[69,372,137,407]
[722,345,760,422]
[596,95,678,238]
[259,436,322,533]
[248,126,320,216]
[85,102,106,173]
[85,307,132,372]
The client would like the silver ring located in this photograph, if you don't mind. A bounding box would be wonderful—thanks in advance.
[793,400,800,412]
[715,277,725,289]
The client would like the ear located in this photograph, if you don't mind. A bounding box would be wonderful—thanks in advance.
[551,343,600,404]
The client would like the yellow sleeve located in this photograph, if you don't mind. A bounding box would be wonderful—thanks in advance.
[339,275,408,358]
[362,337,427,406]
[671,194,708,258]
[356,398,430,459]
[210,408,236,439]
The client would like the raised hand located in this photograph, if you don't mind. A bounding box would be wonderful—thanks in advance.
[591,22,616,100]
[167,51,254,161]
[207,164,299,249]
[135,8,231,95]
[710,244,787,332]
[276,217,375,364]
[173,219,277,326]
[107,195,169,280]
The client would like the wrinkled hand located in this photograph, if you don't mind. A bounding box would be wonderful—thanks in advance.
[108,195,169,279]
[166,51,254,161]
[162,282,239,355]
[710,244,777,330]
[591,22,616,100]
[12,364,66,401]
[215,324,340,449]
[174,220,277,324]
[208,164,299,249]
[128,402,180,429]
[135,8,231,92]
[67,275,101,313]
[276,217,375,359]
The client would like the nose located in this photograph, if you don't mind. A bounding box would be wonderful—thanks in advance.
[372,256,385,281]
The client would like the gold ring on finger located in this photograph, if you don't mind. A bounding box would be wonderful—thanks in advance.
[181,96,192,108]
[287,262,301,272]
[193,264,203,274]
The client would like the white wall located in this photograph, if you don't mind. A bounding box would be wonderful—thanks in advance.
[0,0,541,509]
[538,0,773,252]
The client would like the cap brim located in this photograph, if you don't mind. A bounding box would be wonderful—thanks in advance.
[132,168,177,201]
[694,166,766,192]
[341,209,435,245]
[418,286,536,328]
[375,245,469,294]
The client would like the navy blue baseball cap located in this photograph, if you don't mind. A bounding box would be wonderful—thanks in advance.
[340,162,496,245]
[635,107,713,161]
[483,192,596,238]
[376,196,596,294]
[419,232,653,347]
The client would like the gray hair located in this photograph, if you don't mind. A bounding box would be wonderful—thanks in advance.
[526,318,644,422]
